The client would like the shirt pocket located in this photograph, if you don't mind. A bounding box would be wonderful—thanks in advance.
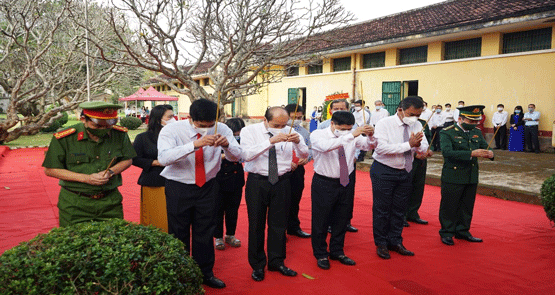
[66,154,91,173]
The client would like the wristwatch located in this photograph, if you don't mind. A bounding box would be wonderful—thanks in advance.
[108,169,115,176]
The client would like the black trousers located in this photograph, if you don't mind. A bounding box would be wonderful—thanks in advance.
[287,165,305,233]
[406,158,427,221]
[311,172,355,259]
[524,125,540,152]
[370,161,412,246]
[245,173,291,270]
[439,182,478,238]
[431,127,443,151]
[214,187,243,238]
[494,125,507,149]
[165,179,218,277]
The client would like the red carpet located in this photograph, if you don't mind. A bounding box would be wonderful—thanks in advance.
[1,147,554,294]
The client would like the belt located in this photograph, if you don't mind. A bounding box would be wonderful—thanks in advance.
[314,173,340,182]
[248,172,292,182]
[63,187,115,199]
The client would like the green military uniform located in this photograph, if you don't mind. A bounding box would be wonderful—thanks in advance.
[42,102,136,227]
[406,119,432,221]
[438,106,492,238]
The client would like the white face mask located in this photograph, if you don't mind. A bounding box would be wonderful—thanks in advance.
[402,110,418,126]
[267,127,284,135]
[287,119,302,126]
[422,106,427,110]
[193,125,213,136]
[354,106,362,111]
[162,117,176,126]
[376,105,382,110]
[436,109,442,113]
[498,107,504,112]
[333,128,351,137]
[445,107,451,111]
[458,104,464,108]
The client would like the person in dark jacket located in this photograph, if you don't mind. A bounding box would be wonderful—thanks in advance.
[132,105,175,232]
[214,118,246,250]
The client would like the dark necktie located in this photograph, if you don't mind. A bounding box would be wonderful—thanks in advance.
[403,125,413,173]
[195,133,206,186]
[338,146,349,186]
[268,132,278,185]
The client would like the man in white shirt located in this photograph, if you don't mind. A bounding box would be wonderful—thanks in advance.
[318,99,350,130]
[419,101,433,121]
[371,96,431,260]
[158,99,242,289]
[429,105,445,151]
[492,103,509,150]
[310,111,375,270]
[443,103,455,127]
[453,101,464,121]
[523,103,541,153]
[240,107,309,282]
[284,104,312,239]
[352,100,371,127]
[370,100,390,126]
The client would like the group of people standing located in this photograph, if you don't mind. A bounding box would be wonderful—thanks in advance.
[43,95,504,289]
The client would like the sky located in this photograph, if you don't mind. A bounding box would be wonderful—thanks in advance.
[340,0,446,23]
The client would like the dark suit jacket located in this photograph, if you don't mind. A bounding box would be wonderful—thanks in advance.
[509,113,525,127]
[132,131,166,187]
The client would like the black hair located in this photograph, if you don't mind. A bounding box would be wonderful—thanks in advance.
[329,99,350,110]
[497,104,504,108]
[458,101,465,104]
[285,104,305,115]
[163,104,173,111]
[264,106,287,121]
[514,105,523,114]
[528,103,536,108]
[399,96,424,110]
[445,103,451,107]
[190,98,217,122]
[353,100,363,105]
[148,105,171,138]
[225,118,245,133]
[331,111,355,126]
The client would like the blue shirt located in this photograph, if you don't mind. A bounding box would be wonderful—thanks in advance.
[523,111,540,126]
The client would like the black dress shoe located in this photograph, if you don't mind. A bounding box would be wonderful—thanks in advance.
[346,224,358,232]
[317,258,330,270]
[387,244,414,256]
[289,229,311,238]
[441,237,454,246]
[330,255,356,265]
[376,245,390,259]
[403,220,410,227]
[268,265,297,277]
[251,269,265,282]
[455,235,483,242]
[407,218,428,225]
[203,276,226,288]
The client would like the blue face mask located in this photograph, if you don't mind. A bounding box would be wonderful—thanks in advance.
[515,110,521,114]
[435,109,442,113]
[528,108,534,112]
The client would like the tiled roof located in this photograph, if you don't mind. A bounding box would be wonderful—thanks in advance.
[295,0,555,55]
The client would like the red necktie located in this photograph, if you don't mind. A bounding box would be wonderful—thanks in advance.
[195,134,206,187]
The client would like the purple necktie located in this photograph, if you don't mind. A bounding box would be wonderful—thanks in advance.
[338,146,349,186]
[403,125,413,173]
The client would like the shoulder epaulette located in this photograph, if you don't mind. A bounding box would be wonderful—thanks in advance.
[443,125,455,131]
[54,128,76,139]
[111,125,128,132]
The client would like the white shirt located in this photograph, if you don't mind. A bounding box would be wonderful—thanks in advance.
[429,111,446,128]
[453,108,461,121]
[443,110,454,122]
[311,128,376,178]
[370,109,390,126]
[492,111,508,127]
[373,114,429,170]
[240,122,309,176]
[523,111,540,126]
[157,120,242,184]
[419,108,433,121]
[353,109,371,127]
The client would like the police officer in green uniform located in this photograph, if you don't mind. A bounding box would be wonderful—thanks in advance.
[42,101,136,227]
[405,118,433,226]
[438,105,494,245]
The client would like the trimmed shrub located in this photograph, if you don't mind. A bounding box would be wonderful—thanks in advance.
[41,111,69,132]
[0,219,204,294]
[541,174,555,225]
[119,116,143,130]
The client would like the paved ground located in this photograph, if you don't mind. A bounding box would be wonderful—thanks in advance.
[357,150,555,205]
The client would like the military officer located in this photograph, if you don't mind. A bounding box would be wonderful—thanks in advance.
[43,101,136,227]
[405,118,433,226]
[438,105,494,246]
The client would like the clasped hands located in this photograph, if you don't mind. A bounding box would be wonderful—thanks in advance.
[269,133,301,144]
[471,149,494,158]
[353,125,374,137]
[194,134,229,148]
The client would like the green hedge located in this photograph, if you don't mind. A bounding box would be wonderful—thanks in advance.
[541,174,555,225]
[0,219,204,294]
[119,116,143,130]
